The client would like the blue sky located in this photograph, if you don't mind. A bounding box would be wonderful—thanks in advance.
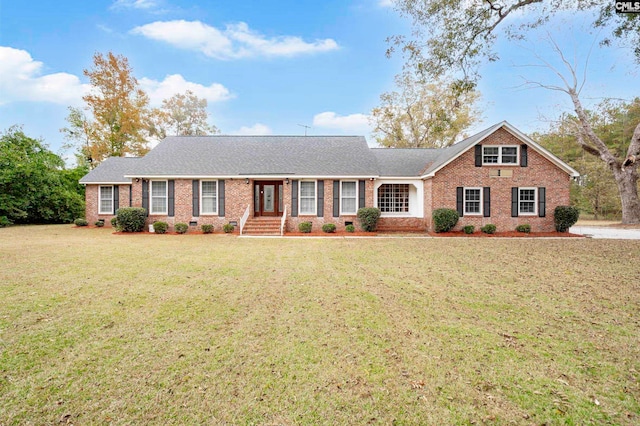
[0,0,637,159]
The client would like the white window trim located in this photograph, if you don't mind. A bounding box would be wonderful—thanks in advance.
[463,187,483,216]
[98,185,114,215]
[482,145,519,165]
[518,187,537,216]
[200,180,218,216]
[340,180,358,215]
[299,180,317,216]
[150,180,168,215]
[373,180,424,218]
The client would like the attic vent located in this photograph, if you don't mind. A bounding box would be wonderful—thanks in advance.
[489,169,513,178]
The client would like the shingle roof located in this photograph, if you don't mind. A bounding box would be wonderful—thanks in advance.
[371,148,441,177]
[132,135,379,177]
[79,157,142,184]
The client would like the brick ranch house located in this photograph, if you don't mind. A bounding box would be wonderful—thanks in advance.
[80,121,579,234]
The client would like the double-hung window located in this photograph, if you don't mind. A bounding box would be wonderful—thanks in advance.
[200,181,218,215]
[519,188,536,215]
[464,188,482,215]
[340,181,357,215]
[299,181,316,215]
[99,186,113,214]
[377,184,409,213]
[150,180,168,215]
[483,146,518,165]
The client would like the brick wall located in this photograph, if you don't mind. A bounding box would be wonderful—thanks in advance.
[429,128,571,232]
[85,184,132,226]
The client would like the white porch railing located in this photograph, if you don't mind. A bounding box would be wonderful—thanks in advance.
[239,204,250,235]
[280,205,287,236]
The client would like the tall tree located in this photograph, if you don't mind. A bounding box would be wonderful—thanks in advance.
[0,126,85,224]
[62,52,150,167]
[389,1,640,223]
[149,90,218,139]
[371,73,480,148]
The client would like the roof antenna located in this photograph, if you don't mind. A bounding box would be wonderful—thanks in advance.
[297,124,311,136]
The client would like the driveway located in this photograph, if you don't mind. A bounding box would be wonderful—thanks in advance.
[570,226,640,239]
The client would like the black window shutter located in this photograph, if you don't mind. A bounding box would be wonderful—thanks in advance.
[521,145,528,167]
[142,180,149,216]
[291,180,298,217]
[218,180,225,217]
[333,180,340,217]
[538,187,546,217]
[456,187,464,216]
[168,180,175,217]
[129,185,132,207]
[511,187,519,217]
[475,145,482,167]
[113,185,119,214]
[192,180,199,216]
[483,187,490,217]
[359,180,366,208]
[317,180,324,217]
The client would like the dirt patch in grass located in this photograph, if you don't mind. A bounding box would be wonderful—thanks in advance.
[1,225,638,425]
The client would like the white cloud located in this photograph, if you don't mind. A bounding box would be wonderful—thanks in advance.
[312,112,372,134]
[0,46,88,105]
[229,123,273,135]
[111,0,159,10]
[139,74,233,106]
[131,20,339,60]
[378,0,394,7]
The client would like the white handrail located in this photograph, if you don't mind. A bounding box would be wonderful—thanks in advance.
[239,204,250,235]
[280,205,287,236]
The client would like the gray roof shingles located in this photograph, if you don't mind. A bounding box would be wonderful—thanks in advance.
[79,157,142,184]
[371,148,441,177]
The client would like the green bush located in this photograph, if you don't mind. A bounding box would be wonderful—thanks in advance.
[110,217,118,227]
[554,206,580,232]
[433,208,459,233]
[298,222,312,233]
[74,218,88,227]
[322,223,336,233]
[153,221,168,234]
[175,223,188,234]
[201,224,214,234]
[357,207,381,232]
[462,225,475,234]
[95,220,104,227]
[116,207,147,232]
[481,224,496,234]
[223,223,235,233]
[516,224,531,233]
[345,224,356,233]
[0,216,13,227]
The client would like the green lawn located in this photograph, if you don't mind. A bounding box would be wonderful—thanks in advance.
[1,225,639,425]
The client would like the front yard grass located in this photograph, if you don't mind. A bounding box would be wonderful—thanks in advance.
[1,225,639,424]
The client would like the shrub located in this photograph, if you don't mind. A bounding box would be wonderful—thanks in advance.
[322,223,336,233]
[94,220,104,227]
[357,207,381,232]
[223,223,235,233]
[175,223,188,234]
[554,206,580,232]
[0,216,13,227]
[153,221,168,234]
[298,222,312,233]
[433,208,459,233]
[516,224,531,233]
[110,217,118,227]
[481,224,496,234]
[345,224,356,233]
[201,224,214,234]
[74,218,88,227]
[462,225,475,234]
[116,207,147,232]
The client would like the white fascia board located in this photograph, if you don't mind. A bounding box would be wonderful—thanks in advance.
[377,176,424,180]
[124,175,380,180]
[79,181,132,185]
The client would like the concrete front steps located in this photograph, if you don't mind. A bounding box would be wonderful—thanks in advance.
[242,217,283,236]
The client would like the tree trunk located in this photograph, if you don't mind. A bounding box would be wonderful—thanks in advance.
[612,167,640,224]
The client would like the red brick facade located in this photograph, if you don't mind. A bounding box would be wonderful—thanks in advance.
[84,127,573,233]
